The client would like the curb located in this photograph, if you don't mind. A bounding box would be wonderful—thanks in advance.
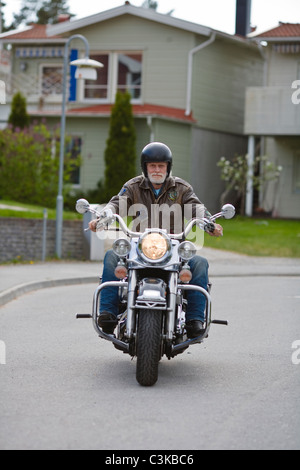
[1,271,300,308]
[0,277,99,308]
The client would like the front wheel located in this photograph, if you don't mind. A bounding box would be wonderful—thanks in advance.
[136,309,163,386]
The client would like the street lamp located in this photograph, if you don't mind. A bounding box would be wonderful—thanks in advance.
[56,34,103,258]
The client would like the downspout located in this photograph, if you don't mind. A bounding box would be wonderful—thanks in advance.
[185,31,216,116]
[245,42,267,215]
[257,42,268,209]
[147,115,155,142]
[257,42,268,87]
[245,135,255,217]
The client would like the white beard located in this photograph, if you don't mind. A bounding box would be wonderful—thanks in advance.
[148,174,166,185]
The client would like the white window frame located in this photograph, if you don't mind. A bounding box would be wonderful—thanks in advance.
[78,52,111,103]
[114,51,143,103]
[78,51,143,104]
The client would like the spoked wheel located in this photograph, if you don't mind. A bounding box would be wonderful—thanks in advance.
[136,309,163,387]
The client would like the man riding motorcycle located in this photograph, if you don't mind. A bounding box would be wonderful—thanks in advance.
[89,142,223,339]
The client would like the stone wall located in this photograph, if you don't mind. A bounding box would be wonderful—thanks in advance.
[0,218,85,262]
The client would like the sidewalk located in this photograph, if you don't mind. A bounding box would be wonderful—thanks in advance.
[1,248,300,307]
[0,260,101,307]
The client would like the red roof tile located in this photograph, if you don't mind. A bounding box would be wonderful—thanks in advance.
[68,103,196,122]
[31,103,196,123]
[255,22,300,38]
[0,24,63,40]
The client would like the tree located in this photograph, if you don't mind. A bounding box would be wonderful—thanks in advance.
[217,155,282,216]
[0,1,12,33]
[141,0,174,15]
[36,0,74,24]
[142,0,158,9]
[10,0,74,28]
[8,92,30,130]
[0,122,80,207]
[104,91,137,200]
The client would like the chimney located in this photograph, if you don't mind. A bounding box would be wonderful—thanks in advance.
[235,0,252,36]
[58,14,71,23]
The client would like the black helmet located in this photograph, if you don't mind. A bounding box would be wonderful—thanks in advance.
[141,142,173,178]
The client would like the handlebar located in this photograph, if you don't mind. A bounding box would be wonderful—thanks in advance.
[76,199,235,238]
[85,208,234,239]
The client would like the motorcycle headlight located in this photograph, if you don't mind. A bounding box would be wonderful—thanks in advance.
[112,238,131,257]
[178,241,197,261]
[138,231,171,262]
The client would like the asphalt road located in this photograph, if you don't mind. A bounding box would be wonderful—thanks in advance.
[0,276,299,450]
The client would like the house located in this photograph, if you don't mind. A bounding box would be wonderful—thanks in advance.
[0,2,264,213]
[246,23,300,218]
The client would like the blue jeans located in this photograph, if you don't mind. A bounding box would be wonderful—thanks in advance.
[100,250,209,323]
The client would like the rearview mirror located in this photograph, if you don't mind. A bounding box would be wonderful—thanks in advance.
[76,199,90,214]
[221,204,235,219]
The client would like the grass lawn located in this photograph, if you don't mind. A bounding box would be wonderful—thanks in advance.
[1,200,299,257]
[0,200,80,220]
[203,216,300,258]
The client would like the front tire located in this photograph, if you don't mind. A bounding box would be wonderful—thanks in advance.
[136,309,163,386]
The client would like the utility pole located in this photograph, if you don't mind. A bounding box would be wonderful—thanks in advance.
[0,2,3,51]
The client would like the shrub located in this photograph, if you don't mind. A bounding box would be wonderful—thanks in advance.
[103,91,137,200]
[0,122,80,208]
[8,92,30,130]
[217,154,282,215]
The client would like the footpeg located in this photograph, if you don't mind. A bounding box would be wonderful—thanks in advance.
[76,314,92,319]
[211,320,228,325]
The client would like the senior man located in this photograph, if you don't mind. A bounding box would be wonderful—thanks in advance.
[89,142,223,338]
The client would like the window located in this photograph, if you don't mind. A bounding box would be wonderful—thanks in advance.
[41,65,63,95]
[84,54,110,100]
[83,52,142,102]
[117,53,142,100]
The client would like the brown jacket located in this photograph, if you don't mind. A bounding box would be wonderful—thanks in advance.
[105,175,210,234]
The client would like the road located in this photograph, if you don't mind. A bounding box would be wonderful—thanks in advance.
[0,276,299,450]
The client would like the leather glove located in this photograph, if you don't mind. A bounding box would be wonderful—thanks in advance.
[96,208,114,231]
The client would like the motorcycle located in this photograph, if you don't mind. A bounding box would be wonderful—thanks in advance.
[75,199,235,386]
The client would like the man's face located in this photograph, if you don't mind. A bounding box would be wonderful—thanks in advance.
[147,162,168,185]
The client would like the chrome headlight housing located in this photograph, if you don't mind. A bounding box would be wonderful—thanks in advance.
[112,238,131,257]
[178,241,197,261]
[137,230,172,263]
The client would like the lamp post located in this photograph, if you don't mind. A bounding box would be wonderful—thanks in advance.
[56,34,103,258]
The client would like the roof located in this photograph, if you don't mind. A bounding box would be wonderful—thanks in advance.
[252,22,300,41]
[47,3,211,38]
[47,3,255,48]
[0,23,64,43]
[29,103,196,124]
[0,4,258,50]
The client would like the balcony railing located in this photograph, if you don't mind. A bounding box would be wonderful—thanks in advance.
[0,71,65,102]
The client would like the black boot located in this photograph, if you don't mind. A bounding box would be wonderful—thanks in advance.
[186,320,205,339]
[98,312,118,334]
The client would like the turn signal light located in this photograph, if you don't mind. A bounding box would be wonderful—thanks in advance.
[114,265,128,280]
[179,268,192,283]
